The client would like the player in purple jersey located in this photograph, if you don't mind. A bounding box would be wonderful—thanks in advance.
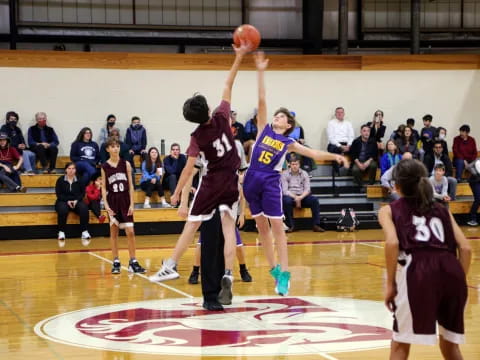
[101,137,146,275]
[379,159,471,360]
[150,40,250,306]
[243,52,349,296]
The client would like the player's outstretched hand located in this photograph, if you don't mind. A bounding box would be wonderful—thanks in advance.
[384,283,397,312]
[232,39,251,56]
[336,154,350,169]
[254,51,269,71]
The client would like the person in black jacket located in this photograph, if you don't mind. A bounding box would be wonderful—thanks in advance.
[28,112,60,173]
[125,116,147,168]
[350,125,379,190]
[423,140,457,200]
[55,162,91,247]
[467,159,480,226]
[366,109,387,153]
[162,143,187,194]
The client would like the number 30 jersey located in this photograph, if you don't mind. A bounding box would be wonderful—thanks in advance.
[249,124,294,173]
[390,198,457,254]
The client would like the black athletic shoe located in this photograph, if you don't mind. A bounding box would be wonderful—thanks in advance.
[240,268,253,282]
[128,260,146,274]
[111,261,121,274]
[203,300,224,311]
[188,271,199,284]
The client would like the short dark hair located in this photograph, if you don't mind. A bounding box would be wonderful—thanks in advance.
[106,114,116,122]
[6,111,19,121]
[105,136,120,148]
[459,124,470,133]
[288,153,300,163]
[434,163,445,171]
[131,116,140,122]
[361,124,370,131]
[183,94,209,124]
[170,143,180,150]
[422,114,433,122]
[274,107,296,136]
[406,118,415,126]
[64,161,75,170]
[433,140,444,148]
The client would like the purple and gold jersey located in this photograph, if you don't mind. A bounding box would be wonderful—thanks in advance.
[390,198,457,254]
[249,124,294,172]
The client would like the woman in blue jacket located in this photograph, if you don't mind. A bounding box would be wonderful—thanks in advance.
[141,147,171,208]
[70,127,100,186]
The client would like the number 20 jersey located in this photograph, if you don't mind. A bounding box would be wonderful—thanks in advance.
[390,198,457,254]
[249,124,294,173]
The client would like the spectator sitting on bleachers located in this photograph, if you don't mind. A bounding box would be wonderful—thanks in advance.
[243,111,258,161]
[350,124,378,192]
[395,125,419,159]
[327,106,354,175]
[281,156,325,233]
[423,140,457,200]
[420,114,436,159]
[389,124,405,142]
[453,124,477,183]
[84,173,106,223]
[125,116,147,168]
[429,163,451,207]
[381,152,413,201]
[141,147,171,209]
[434,126,449,158]
[0,111,36,174]
[98,114,119,145]
[406,118,420,144]
[70,127,100,187]
[230,110,245,143]
[0,133,26,192]
[366,109,386,152]
[55,162,91,247]
[99,128,131,164]
[162,143,187,195]
[466,159,480,226]
[380,139,401,175]
[28,112,59,174]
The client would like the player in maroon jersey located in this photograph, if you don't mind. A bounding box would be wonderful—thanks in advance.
[379,159,471,360]
[150,40,250,306]
[101,137,146,275]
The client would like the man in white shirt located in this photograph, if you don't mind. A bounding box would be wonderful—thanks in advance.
[327,107,355,174]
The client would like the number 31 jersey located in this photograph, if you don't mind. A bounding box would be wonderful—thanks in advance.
[249,124,294,172]
[390,198,457,254]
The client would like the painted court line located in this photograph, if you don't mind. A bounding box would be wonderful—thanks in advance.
[359,242,384,249]
[88,252,194,299]
[318,352,339,360]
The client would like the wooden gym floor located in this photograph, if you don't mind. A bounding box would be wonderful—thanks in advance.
[0,228,479,360]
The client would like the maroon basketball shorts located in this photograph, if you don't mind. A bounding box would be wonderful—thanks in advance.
[189,171,239,222]
[392,250,467,345]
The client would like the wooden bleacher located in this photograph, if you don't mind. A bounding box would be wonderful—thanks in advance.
[367,183,473,198]
[378,200,473,214]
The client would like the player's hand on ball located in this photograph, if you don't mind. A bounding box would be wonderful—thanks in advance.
[232,39,251,55]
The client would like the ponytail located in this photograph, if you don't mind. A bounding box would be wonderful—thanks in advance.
[416,177,434,214]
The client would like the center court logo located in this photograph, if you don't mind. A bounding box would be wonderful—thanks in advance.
[34,296,392,356]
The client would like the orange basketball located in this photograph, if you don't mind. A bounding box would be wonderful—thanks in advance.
[233,24,261,51]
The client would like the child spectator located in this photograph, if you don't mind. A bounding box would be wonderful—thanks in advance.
[125,116,147,167]
[85,173,106,224]
[420,114,437,158]
[0,133,26,192]
[380,139,401,175]
[140,147,171,208]
[429,163,451,206]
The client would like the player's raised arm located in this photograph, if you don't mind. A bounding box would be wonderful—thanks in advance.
[221,41,250,104]
[287,142,349,168]
[254,51,269,137]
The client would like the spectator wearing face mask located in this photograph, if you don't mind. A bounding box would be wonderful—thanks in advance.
[27,112,60,174]
[0,111,36,174]
[125,116,147,168]
[98,114,120,145]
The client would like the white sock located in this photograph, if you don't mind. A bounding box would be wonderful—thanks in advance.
[165,258,176,268]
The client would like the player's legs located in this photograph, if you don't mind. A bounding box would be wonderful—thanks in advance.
[439,336,463,360]
[254,215,276,268]
[390,340,410,360]
[220,212,236,271]
[270,218,288,271]
[124,226,136,259]
[188,243,201,284]
[110,224,120,259]
[236,246,245,264]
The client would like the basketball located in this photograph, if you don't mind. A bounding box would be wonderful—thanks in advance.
[233,24,261,51]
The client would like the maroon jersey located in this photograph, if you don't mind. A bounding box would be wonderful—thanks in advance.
[102,159,133,223]
[187,100,240,174]
[390,198,457,254]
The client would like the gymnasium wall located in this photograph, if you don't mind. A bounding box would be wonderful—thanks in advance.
[0,51,478,155]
